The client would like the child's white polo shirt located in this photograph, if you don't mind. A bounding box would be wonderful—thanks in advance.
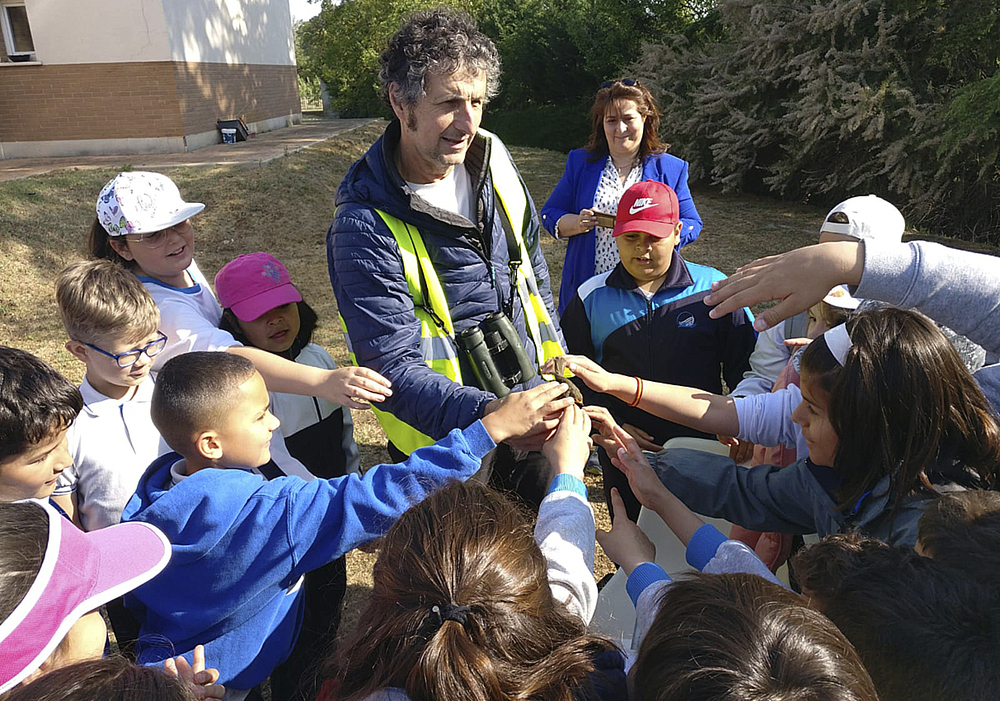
[54,375,169,530]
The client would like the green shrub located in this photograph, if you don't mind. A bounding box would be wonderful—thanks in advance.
[298,75,323,112]
[635,0,1000,242]
[295,0,697,128]
[483,102,591,152]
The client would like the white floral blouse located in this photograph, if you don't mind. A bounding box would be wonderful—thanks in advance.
[593,157,642,275]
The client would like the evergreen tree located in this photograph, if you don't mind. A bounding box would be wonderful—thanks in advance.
[636,0,1000,240]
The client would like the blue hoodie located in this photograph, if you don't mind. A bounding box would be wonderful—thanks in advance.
[122,421,495,689]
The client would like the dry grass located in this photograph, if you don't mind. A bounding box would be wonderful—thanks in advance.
[5,120,971,645]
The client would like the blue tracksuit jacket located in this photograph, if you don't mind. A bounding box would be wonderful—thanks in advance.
[561,253,755,444]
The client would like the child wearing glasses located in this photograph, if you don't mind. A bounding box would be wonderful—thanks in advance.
[88,171,392,415]
[52,259,170,532]
[51,259,174,659]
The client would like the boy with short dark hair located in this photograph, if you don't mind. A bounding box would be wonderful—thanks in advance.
[560,180,756,521]
[792,532,1000,701]
[917,489,1000,593]
[53,259,169,530]
[123,351,572,697]
[0,346,81,503]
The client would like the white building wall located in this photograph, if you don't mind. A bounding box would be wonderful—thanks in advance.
[162,0,295,65]
[21,0,294,66]
[25,0,172,64]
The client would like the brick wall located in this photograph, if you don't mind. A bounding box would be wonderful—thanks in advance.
[175,62,301,136]
[0,61,300,145]
[0,62,185,142]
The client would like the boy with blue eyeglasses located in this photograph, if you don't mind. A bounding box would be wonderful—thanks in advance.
[52,259,171,531]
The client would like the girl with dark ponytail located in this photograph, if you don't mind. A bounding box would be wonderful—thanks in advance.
[321,405,625,701]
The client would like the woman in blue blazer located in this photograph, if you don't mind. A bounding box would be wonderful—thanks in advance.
[541,79,703,315]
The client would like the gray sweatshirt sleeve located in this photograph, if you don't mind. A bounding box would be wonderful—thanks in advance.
[857,240,1000,355]
[702,540,786,587]
[731,324,788,397]
[633,578,672,655]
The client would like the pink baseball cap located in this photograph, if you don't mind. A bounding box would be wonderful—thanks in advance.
[613,180,681,238]
[215,252,303,322]
[0,500,171,692]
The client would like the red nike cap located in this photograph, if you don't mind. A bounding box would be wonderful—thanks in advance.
[613,180,680,238]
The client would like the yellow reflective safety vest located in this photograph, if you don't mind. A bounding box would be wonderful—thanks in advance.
[344,129,564,455]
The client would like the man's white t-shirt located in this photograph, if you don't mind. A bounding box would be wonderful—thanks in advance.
[406,164,474,222]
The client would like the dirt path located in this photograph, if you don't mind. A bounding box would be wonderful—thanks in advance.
[0,118,374,182]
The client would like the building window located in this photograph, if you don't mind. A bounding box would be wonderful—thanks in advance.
[1,2,35,61]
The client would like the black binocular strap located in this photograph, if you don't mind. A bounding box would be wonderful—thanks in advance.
[496,202,524,321]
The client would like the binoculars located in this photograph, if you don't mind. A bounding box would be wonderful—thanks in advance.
[457,312,536,397]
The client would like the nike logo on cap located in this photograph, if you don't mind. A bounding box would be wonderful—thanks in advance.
[629,197,657,215]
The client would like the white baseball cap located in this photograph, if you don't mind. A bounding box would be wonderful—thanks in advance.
[819,195,904,243]
[96,171,205,237]
[822,285,861,311]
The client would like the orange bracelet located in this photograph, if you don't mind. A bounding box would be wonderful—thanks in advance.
[628,376,644,407]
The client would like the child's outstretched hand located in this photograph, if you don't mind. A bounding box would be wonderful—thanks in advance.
[610,425,670,513]
[325,366,393,410]
[704,241,865,331]
[596,488,656,575]
[612,425,706,546]
[163,645,225,700]
[718,434,755,464]
[541,404,592,479]
[542,354,625,395]
[482,382,577,447]
[584,404,620,454]
[622,423,662,452]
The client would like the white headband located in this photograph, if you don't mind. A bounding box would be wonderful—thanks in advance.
[824,323,853,366]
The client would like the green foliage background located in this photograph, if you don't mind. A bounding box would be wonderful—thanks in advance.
[296,0,999,241]
[295,0,694,150]
[634,0,1000,241]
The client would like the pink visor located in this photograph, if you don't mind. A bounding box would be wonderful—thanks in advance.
[0,500,171,692]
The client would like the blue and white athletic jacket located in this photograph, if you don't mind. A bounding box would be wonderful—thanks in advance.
[560,253,756,444]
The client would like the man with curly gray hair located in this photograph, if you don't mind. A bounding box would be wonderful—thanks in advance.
[378,9,501,123]
[327,7,567,511]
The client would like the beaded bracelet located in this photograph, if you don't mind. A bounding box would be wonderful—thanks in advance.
[627,376,644,407]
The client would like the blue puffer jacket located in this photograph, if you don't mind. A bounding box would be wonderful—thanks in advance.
[327,120,562,441]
